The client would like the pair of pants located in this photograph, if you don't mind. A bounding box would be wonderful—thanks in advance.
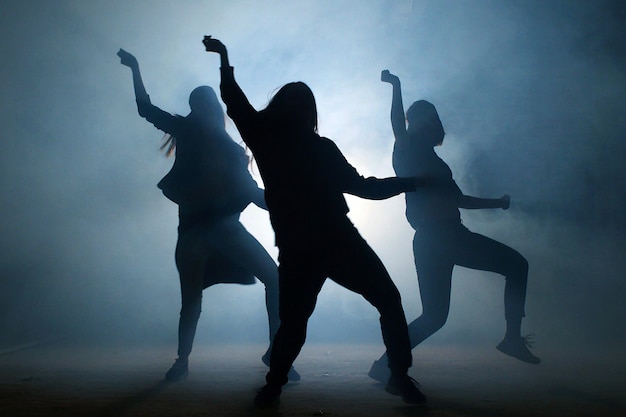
[174,217,279,359]
[409,224,529,347]
[266,223,412,386]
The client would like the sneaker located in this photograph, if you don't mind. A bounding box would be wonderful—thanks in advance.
[385,374,427,405]
[262,349,271,366]
[262,351,301,382]
[368,358,390,383]
[165,358,189,382]
[287,366,301,382]
[497,334,541,364]
[254,384,281,407]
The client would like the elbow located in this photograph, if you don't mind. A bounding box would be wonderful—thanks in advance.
[135,100,150,116]
[136,107,148,118]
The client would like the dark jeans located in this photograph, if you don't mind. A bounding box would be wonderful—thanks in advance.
[266,222,412,386]
[409,224,528,347]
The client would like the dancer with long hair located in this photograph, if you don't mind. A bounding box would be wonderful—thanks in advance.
[118,48,299,382]
[203,36,427,407]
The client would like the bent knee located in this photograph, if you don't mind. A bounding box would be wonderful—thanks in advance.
[517,255,529,275]
[503,252,528,278]
[422,311,448,331]
[369,280,402,303]
[181,299,202,318]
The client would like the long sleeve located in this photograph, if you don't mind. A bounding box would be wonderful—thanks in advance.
[219,66,259,144]
[322,138,415,200]
[346,176,416,200]
[136,100,182,136]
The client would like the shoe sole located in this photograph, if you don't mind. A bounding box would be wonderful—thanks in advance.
[385,384,428,406]
[262,356,300,382]
[368,364,390,383]
[496,345,541,364]
[287,368,301,382]
[165,370,189,382]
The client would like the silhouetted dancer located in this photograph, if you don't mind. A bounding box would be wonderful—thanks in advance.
[118,49,299,383]
[368,70,540,382]
[203,36,427,407]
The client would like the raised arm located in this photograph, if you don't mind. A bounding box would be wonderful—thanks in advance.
[118,49,150,103]
[118,49,183,136]
[459,194,510,210]
[202,36,230,68]
[203,36,257,134]
[381,70,407,142]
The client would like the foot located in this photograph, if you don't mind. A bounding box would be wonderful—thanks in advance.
[385,374,428,405]
[367,358,390,383]
[287,366,301,382]
[254,384,281,407]
[262,351,301,382]
[165,358,189,382]
[261,346,272,366]
[497,335,541,364]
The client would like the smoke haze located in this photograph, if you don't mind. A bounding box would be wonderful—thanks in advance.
[1,0,625,355]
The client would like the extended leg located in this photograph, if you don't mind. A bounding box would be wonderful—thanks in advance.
[209,222,300,380]
[370,233,453,383]
[166,228,208,381]
[329,230,426,405]
[217,223,281,346]
[453,229,538,364]
[255,250,325,407]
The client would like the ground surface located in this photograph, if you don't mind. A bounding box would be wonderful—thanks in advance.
[0,341,624,417]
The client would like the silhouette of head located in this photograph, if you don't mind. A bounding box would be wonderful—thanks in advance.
[406,100,445,146]
[188,86,225,128]
[265,82,318,132]
[160,86,226,157]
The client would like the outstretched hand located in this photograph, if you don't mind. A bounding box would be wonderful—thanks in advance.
[501,194,511,210]
[381,69,400,84]
[117,48,138,68]
[202,35,226,54]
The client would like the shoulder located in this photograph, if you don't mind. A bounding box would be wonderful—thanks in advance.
[315,136,344,158]
[318,136,341,151]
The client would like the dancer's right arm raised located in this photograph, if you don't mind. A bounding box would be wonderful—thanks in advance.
[203,36,259,143]
[381,70,408,142]
[118,48,182,138]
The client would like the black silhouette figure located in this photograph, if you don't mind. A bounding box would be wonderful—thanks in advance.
[368,70,540,383]
[203,37,427,407]
[118,49,300,382]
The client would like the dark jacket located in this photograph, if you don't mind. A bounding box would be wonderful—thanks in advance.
[137,99,258,218]
[220,66,415,245]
